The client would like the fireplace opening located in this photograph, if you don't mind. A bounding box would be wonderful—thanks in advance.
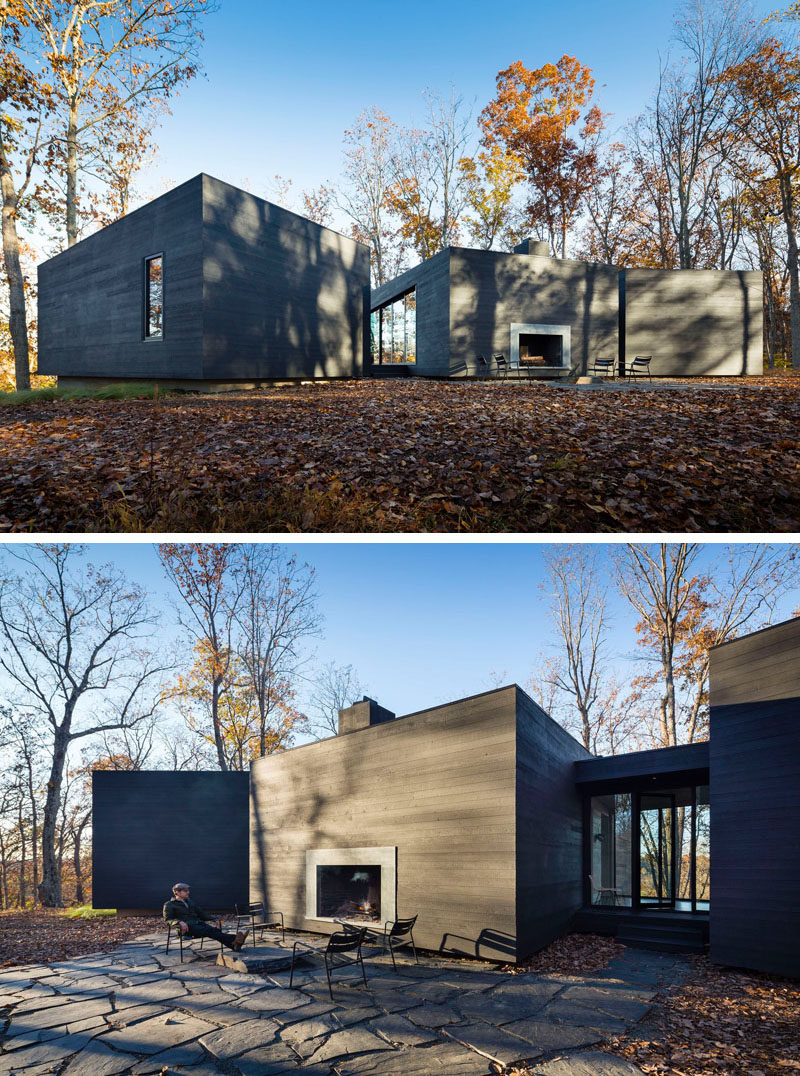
[518,333,563,366]
[316,864,381,922]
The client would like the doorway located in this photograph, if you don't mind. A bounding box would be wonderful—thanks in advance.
[638,793,676,908]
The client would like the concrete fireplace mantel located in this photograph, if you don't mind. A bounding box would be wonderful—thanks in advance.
[305,845,397,925]
[509,322,571,371]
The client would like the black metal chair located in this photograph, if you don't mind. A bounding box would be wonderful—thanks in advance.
[627,355,653,383]
[381,915,419,971]
[476,354,492,379]
[235,902,284,942]
[493,354,510,379]
[165,919,224,963]
[591,357,616,379]
[289,928,368,1000]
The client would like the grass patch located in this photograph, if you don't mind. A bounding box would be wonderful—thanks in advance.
[0,382,169,406]
[60,905,116,919]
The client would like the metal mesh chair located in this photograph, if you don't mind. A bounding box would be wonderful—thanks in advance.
[289,928,368,1000]
[235,902,284,942]
[627,355,653,382]
[165,919,224,963]
[381,915,419,971]
[591,357,616,379]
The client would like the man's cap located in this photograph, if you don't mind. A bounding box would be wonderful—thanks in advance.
[172,882,190,892]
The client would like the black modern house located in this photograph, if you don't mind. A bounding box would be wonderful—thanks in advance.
[93,616,800,979]
[37,174,371,389]
[369,240,763,379]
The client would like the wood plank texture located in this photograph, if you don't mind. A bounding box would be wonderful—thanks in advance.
[250,687,519,961]
[710,618,800,706]
[91,771,249,911]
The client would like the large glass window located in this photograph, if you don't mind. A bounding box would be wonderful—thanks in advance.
[590,794,632,906]
[371,289,416,364]
[144,254,163,339]
[695,785,710,911]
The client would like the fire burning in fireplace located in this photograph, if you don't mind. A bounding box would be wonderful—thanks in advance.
[316,865,381,922]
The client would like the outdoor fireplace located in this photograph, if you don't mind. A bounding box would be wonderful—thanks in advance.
[509,322,571,372]
[316,865,381,921]
[306,846,397,925]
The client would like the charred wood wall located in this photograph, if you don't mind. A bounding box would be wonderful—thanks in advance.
[92,771,249,912]
[709,619,800,978]
[515,688,593,955]
[250,687,520,961]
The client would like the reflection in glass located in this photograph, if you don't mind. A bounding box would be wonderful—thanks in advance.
[371,289,416,364]
[695,785,710,909]
[145,255,163,338]
[640,794,674,905]
[405,291,416,363]
[370,311,379,362]
[590,794,632,906]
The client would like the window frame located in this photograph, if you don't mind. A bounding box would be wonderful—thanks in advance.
[143,252,165,341]
[370,286,416,365]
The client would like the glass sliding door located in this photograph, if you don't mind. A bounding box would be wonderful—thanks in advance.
[639,793,676,907]
[589,794,632,906]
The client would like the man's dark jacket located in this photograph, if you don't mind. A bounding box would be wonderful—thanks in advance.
[162,896,213,927]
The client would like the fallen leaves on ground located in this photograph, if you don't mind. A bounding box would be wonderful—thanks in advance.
[0,909,163,967]
[0,376,798,531]
[601,955,800,1076]
[500,932,625,977]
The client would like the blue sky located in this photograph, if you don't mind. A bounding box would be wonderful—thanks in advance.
[147,0,774,204]
[19,541,798,730]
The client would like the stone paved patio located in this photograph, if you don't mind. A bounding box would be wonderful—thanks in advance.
[0,928,689,1075]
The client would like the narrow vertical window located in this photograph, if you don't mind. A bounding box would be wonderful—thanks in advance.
[144,254,163,338]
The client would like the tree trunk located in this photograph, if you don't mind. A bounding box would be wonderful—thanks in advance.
[0,163,31,390]
[211,678,227,771]
[66,104,79,247]
[782,190,800,370]
[39,732,69,907]
[17,806,26,907]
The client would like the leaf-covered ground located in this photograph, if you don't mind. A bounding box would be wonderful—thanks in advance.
[1,375,799,532]
[0,909,164,967]
[601,955,800,1076]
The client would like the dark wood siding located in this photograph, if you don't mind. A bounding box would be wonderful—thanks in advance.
[38,176,204,379]
[710,617,800,707]
[450,249,619,378]
[623,268,763,376]
[370,251,451,376]
[709,619,800,977]
[574,742,710,786]
[91,771,249,911]
[201,175,368,379]
[250,687,518,961]
[709,696,800,977]
[515,689,592,956]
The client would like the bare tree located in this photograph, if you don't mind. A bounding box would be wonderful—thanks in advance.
[236,545,320,758]
[389,88,473,261]
[22,0,212,246]
[0,544,171,906]
[641,0,763,268]
[307,661,365,739]
[159,543,245,771]
[335,106,405,286]
[530,547,612,752]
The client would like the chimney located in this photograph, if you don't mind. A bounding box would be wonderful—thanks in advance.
[338,696,396,735]
[514,238,551,257]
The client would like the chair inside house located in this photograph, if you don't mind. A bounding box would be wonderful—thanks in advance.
[591,357,616,379]
[627,355,653,382]
[288,928,368,1000]
[381,915,419,971]
[235,902,285,942]
[165,918,224,963]
[589,874,622,906]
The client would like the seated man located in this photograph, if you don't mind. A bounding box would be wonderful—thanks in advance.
[163,882,248,951]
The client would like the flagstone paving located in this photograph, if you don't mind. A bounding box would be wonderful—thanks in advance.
[0,929,689,1074]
